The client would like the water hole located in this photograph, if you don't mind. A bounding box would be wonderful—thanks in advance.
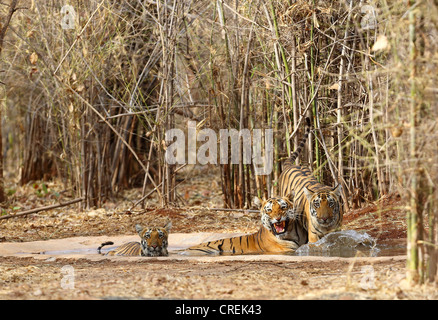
[23,230,405,258]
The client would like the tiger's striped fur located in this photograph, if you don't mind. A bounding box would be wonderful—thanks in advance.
[181,196,307,255]
[98,222,172,257]
[279,118,343,243]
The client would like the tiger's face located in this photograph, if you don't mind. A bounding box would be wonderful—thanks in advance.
[303,184,342,230]
[135,221,172,257]
[259,195,295,237]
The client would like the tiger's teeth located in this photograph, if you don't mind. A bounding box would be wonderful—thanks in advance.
[274,221,285,233]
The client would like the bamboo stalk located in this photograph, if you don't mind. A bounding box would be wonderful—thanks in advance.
[291,36,298,158]
[309,3,320,179]
[407,0,419,284]
[336,0,354,207]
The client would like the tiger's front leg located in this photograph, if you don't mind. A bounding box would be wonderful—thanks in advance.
[308,230,320,243]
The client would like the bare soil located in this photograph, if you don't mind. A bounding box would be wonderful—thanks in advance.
[0,167,436,300]
[0,255,424,300]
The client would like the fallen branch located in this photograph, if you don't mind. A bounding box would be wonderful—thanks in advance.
[208,208,259,213]
[0,197,85,220]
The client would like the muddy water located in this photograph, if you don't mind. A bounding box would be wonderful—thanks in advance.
[294,230,406,258]
[11,230,405,258]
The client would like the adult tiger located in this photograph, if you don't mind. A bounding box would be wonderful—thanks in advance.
[279,118,343,243]
[181,196,307,255]
[98,221,172,257]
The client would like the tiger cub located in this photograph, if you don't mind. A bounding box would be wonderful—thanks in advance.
[181,195,307,255]
[279,117,343,243]
[98,222,172,257]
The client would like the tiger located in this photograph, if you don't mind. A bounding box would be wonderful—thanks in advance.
[98,221,172,257]
[181,195,307,255]
[279,117,343,243]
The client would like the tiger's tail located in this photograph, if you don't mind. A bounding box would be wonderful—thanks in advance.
[284,117,311,168]
[97,241,114,254]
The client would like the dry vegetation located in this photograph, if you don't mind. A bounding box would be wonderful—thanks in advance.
[0,0,437,287]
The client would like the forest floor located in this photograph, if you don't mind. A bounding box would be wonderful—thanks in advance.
[0,166,437,300]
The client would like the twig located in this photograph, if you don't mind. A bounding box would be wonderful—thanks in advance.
[0,197,85,220]
[207,207,259,213]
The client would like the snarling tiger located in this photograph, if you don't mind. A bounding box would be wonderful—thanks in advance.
[279,118,343,243]
[181,196,307,255]
[98,221,172,257]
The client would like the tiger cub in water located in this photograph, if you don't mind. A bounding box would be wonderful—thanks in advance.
[98,222,172,257]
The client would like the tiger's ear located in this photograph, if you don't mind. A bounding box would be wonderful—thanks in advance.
[164,221,172,232]
[135,224,143,234]
[332,184,342,197]
[303,187,314,201]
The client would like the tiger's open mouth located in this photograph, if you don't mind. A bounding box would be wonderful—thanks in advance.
[271,219,288,235]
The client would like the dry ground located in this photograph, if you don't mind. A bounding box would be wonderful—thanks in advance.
[0,255,429,300]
